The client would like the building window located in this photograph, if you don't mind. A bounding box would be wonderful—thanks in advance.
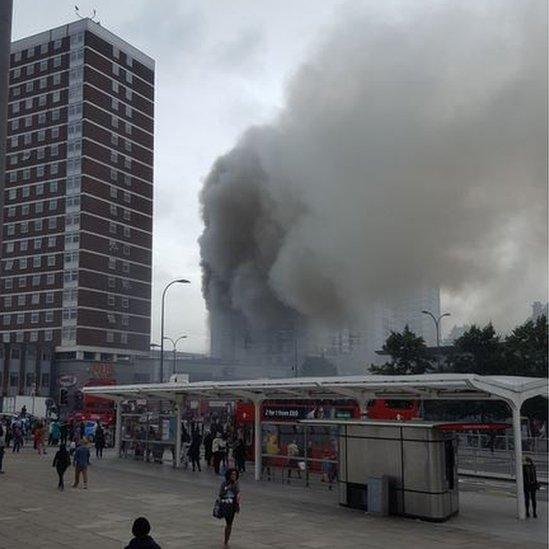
[19,258,27,270]
[32,274,41,286]
[33,256,41,268]
[108,257,116,270]
[18,277,26,288]
[109,222,117,234]
[44,330,53,341]
[123,226,131,238]
[45,311,53,323]
[106,332,114,343]
[17,294,25,306]
[31,312,39,324]
[34,219,43,231]
[108,277,115,289]
[46,273,55,285]
[17,313,25,324]
[120,332,128,344]
[5,279,13,290]
[122,297,129,308]
[110,204,117,216]
[3,314,11,326]
[46,292,54,304]
[107,314,115,324]
[53,73,61,86]
[32,293,40,305]
[48,218,57,230]
[4,296,12,308]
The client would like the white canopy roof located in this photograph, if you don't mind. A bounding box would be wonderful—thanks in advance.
[82,373,547,406]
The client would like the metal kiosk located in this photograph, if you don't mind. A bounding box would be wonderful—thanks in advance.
[301,419,459,521]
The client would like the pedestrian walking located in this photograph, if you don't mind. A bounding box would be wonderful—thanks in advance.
[94,422,105,459]
[0,421,6,474]
[12,423,23,453]
[52,443,71,490]
[72,439,91,489]
[287,439,301,481]
[212,432,226,475]
[125,517,161,549]
[233,438,246,473]
[189,431,202,472]
[5,422,12,449]
[523,457,539,518]
[34,422,46,456]
[50,420,61,447]
[204,429,213,467]
[60,422,68,446]
[217,468,241,547]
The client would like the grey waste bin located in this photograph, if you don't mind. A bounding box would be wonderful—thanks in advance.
[368,475,389,516]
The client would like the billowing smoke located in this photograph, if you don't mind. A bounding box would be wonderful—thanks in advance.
[199,1,547,335]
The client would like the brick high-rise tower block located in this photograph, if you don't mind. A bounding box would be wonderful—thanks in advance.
[1,18,154,382]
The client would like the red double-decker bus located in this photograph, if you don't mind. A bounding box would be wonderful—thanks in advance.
[233,399,420,464]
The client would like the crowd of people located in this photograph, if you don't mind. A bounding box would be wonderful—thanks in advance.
[0,411,107,491]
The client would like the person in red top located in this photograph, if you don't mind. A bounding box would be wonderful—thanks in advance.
[34,422,46,456]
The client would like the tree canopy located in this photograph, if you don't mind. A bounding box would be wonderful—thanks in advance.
[370,325,433,375]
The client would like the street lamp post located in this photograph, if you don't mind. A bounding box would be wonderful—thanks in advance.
[159,279,190,382]
[163,335,187,378]
[421,310,451,373]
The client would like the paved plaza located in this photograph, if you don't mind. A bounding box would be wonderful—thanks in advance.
[0,448,546,549]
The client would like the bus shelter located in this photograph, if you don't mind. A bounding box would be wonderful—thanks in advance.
[82,373,547,520]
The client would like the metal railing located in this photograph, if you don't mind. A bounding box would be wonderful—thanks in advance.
[457,434,548,480]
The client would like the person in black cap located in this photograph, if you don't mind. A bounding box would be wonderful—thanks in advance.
[125,517,161,549]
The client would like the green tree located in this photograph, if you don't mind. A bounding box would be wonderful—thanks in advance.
[446,323,503,375]
[504,315,548,377]
[371,325,433,375]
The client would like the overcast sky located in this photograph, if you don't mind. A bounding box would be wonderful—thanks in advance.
[11,0,355,352]
[11,1,547,353]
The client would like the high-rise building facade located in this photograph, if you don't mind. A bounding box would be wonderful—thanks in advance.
[0,19,154,395]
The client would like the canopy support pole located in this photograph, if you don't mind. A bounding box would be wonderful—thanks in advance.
[254,399,263,481]
[115,400,122,457]
[511,400,526,520]
[175,401,182,469]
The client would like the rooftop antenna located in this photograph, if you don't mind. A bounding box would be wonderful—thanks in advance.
[74,6,99,23]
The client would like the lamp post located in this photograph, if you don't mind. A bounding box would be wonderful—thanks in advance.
[159,279,190,382]
[163,335,187,378]
[421,310,451,373]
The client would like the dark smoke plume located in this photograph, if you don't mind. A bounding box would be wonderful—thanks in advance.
[199,1,547,333]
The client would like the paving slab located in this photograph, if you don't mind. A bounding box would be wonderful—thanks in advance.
[0,448,546,548]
